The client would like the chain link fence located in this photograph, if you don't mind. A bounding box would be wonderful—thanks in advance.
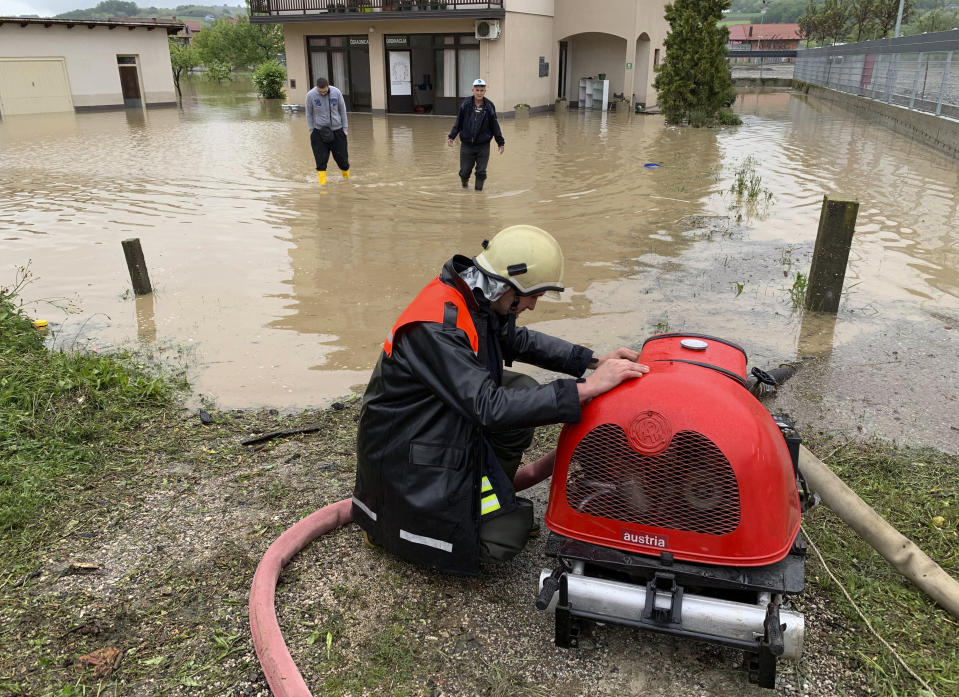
[795,29,959,120]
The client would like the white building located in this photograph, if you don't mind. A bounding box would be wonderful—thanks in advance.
[0,17,182,117]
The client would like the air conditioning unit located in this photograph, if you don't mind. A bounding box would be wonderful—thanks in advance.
[475,19,500,40]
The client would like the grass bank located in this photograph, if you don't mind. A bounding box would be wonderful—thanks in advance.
[799,436,959,696]
[0,284,183,565]
[0,289,956,696]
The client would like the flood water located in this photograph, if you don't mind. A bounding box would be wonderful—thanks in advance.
[2,79,957,450]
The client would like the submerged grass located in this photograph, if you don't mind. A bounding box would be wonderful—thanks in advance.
[0,284,183,563]
[801,435,959,697]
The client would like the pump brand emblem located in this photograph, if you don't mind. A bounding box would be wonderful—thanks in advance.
[628,410,671,455]
[621,529,668,548]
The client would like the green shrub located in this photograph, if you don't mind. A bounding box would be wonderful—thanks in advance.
[205,60,233,83]
[252,60,287,99]
[717,110,742,125]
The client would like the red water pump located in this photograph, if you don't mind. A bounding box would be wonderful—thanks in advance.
[537,333,810,689]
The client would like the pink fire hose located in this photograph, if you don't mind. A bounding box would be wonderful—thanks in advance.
[249,450,557,697]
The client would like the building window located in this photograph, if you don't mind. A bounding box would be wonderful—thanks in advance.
[654,48,660,68]
[307,34,371,110]
[428,34,479,98]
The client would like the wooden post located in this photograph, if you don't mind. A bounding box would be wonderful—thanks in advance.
[804,195,859,313]
[121,238,153,296]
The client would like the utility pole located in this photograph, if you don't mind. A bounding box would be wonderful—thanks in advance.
[759,0,767,80]
[894,0,905,37]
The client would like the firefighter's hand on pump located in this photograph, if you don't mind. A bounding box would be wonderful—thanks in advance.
[577,349,649,403]
[592,347,641,366]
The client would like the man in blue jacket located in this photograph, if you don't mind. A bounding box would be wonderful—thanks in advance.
[447,78,505,191]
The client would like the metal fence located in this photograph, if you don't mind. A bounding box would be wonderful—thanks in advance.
[794,29,959,120]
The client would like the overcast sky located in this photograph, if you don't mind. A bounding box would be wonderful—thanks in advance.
[1,0,99,16]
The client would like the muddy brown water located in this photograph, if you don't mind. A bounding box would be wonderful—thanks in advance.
[1,80,957,450]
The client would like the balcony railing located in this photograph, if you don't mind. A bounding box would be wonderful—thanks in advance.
[250,0,503,17]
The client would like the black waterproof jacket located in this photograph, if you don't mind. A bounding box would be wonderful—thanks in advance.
[448,97,505,147]
[352,256,593,575]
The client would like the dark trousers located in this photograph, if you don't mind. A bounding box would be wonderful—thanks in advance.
[310,128,350,172]
[458,141,491,183]
[480,371,538,562]
[486,370,537,481]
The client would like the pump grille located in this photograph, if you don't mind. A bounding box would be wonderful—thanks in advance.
[564,424,741,535]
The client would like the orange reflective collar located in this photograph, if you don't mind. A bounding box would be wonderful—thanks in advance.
[384,277,479,357]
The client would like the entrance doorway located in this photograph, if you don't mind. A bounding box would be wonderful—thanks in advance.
[307,35,371,111]
[117,55,141,108]
[385,33,479,115]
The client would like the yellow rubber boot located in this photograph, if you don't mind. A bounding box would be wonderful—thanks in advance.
[341,169,351,179]
[317,170,327,185]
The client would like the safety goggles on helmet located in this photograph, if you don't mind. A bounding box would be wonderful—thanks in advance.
[473,225,565,297]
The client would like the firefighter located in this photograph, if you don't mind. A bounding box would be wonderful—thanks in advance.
[352,225,648,575]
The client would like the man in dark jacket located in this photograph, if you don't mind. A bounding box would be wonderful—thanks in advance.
[447,78,505,191]
[352,225,649,575]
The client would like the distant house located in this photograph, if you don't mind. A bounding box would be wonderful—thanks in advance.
[180,20,203,44]
[726,22,801,64]
[0,16,182,116]
[727,23,802,51]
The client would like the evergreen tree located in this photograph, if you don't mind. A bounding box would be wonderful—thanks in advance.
[653,0,737,126]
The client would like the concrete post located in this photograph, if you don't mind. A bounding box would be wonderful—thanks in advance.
[121,238,153,296]
[804,195,859,314]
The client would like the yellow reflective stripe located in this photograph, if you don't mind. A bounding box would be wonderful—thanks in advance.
[481,476,493,493]
[481,493,501,515]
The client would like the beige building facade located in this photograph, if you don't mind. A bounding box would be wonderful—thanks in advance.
[251,0,667,116]
[0,17,181,117]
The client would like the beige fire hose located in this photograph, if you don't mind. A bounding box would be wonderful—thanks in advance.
[798,445,959,619]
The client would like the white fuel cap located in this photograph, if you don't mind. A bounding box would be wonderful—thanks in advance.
[680,338,708,351]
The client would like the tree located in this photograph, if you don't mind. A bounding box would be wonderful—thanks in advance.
[94,0,138,16]
[849,0,878,40]
[909,7,959,33]
[169,39,199,98]
[797,1,821,45]
[764,0,808,23]
[191,16,283,70]
[653,0,737,126]
[800,0,852,43]
[874,0,916,36]
[205,60,233,83]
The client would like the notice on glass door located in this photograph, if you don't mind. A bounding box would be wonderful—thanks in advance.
[389,51,411,96]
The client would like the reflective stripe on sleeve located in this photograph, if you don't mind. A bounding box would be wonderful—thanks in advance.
[481,493,501,516]
[481,476,493,493]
